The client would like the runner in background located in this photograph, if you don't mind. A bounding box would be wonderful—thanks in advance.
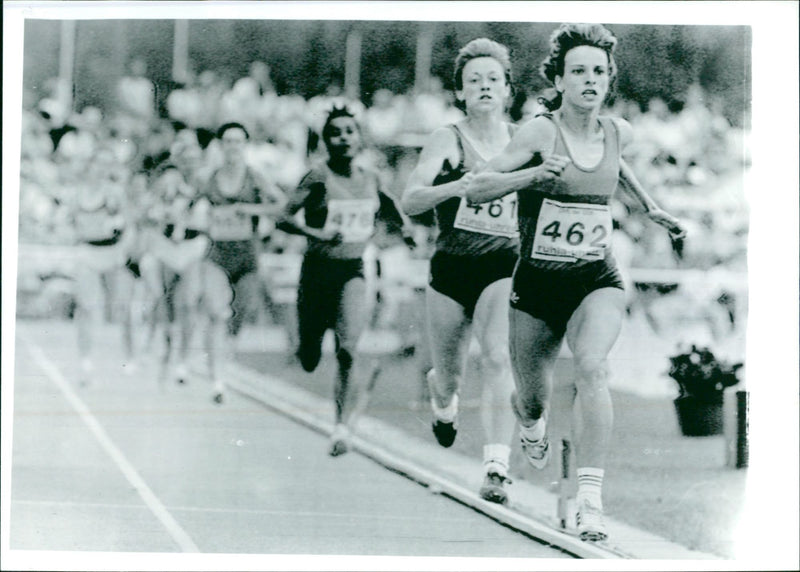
[465,23,686,539]
[401,38,519,504]
[68,146,138,384]
[138,127,211,385]
[277,106,410,457]
[193,122,286,404]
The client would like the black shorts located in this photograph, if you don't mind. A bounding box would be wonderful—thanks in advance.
[429,250,517,319]
[296,253,365,371]
[510,258,624,336]
[209,240,258,285]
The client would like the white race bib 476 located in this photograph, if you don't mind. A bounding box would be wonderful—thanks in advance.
[531,198,612,262]
[453,193,519,238]
[323,199,377,243]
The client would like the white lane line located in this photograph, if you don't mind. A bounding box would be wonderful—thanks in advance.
[20,338,200,553]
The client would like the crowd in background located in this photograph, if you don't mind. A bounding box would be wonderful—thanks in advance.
[16,59,750,357]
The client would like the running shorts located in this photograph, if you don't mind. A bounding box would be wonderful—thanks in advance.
[297,253,365,332]
[209,240,258,285]
[429,249,517,319]
[510,258,625,336]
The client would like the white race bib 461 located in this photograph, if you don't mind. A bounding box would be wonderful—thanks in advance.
[531,198,612,262]
[323,199,377,243]
[453,193,519,238]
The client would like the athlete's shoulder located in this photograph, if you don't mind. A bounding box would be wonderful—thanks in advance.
[603,115,633,146]
[425,124,460,149]
[298,162,328,187]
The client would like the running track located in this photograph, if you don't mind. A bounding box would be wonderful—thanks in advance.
[6,320,571,565]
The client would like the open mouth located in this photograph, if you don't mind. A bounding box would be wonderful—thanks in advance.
[582,89,598,96]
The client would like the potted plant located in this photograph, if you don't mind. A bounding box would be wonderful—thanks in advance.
[667,345,743,436]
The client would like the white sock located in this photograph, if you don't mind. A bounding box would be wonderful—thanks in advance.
[577,467,605,509]
[519,417,546,441]
[431,393,459,422]
[483,444,511,476]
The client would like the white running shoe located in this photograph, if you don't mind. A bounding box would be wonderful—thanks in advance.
[510,392,550,469]
[576,499,608,541]
[174,362,188,385]
[329,424,350,457]
[479,471,512,505]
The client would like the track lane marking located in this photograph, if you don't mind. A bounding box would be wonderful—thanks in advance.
[19,338,201,553]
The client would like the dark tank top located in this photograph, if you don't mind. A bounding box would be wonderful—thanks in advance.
[518,114,621,272]
[432,124,520,258]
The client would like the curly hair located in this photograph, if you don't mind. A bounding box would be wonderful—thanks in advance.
[538,23,618,111]
[321,105,359,145]
[453,37,514,93]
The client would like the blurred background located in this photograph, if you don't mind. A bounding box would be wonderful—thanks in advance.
[17,18,750,370]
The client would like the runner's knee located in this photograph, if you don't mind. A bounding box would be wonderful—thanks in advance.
[573,356,610,391]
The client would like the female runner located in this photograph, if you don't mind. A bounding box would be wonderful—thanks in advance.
[139,128,210,385]
[69,147,138,383]
[278,106,408,457]
[401,38,519,504]
[465,23,686,538]
[195,122,285,403]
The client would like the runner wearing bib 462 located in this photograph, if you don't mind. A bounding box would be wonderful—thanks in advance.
[464,24,687,542]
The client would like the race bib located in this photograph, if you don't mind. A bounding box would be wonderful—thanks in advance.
[75,211,122,242]
[209,205,254,241]
[322,199,377,243]
[531,198,612,262]
[453,194,519,238]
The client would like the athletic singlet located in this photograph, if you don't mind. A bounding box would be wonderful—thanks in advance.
[152,167,202,242]
[73,183,126,245]
[518,114,621,271]
[297,163,380,261]
[432,123,520,258]
[201,167,263,242]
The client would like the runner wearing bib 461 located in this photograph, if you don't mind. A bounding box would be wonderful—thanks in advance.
[402,38,521,506]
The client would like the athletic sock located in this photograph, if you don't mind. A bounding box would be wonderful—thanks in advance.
[577,467,605,509]
[519,416,546,441]
[430,392,459,422]
[483,444,511,476]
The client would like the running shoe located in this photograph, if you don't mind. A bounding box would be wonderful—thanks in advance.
[212,381,225,405]
[329,424,350,457]
[576,499,608,541]
[479,471,512,505]
[431,418,458,448]
[510,392,550,469]
[428,369,458,447]
[174,363,188,385]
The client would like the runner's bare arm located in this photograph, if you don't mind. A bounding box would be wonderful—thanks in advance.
[465,118,569,204]
[275,178,341,242]
[252,170,288,215]
[618,159,687,238]
[401,127,466,216]
[614,118,687,238]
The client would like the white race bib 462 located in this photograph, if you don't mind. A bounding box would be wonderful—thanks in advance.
[531,198,612,262]
[453,193,519,238]
[323,199,377,243]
